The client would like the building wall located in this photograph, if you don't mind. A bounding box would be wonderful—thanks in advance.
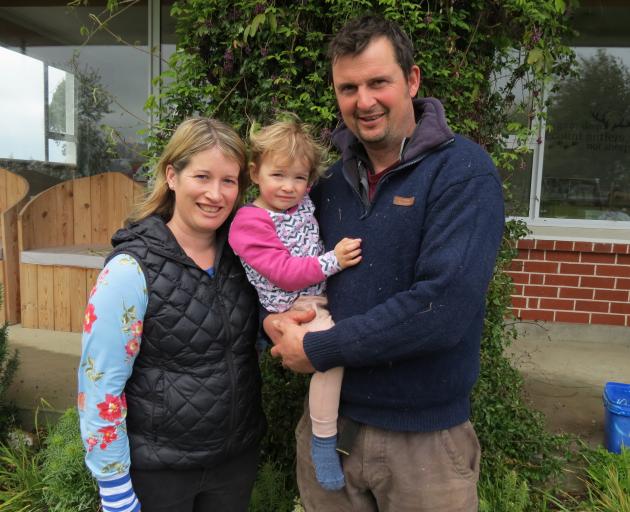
[509,238,630,326]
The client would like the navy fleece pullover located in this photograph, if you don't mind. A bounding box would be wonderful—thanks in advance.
[305,98,504,432]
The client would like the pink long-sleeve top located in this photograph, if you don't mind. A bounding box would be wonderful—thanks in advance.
[228,195,341,312]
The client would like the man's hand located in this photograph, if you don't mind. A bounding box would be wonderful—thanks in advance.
[263,309,316,373]
[334,237,362,269]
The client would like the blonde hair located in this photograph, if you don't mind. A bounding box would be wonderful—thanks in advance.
[130,118,248,223]
[249,116,327,184]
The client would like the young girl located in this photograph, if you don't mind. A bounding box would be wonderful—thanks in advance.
[228,119,361,491]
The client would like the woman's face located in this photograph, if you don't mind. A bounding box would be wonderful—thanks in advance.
[166,146,241,236]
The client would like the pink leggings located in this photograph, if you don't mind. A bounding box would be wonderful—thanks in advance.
[291,295,343,439]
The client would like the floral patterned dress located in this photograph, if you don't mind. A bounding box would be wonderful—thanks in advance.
[78,253,147,512]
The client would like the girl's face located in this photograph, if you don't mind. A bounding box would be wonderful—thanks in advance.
[166,146,240,236]
[251,153,311,212]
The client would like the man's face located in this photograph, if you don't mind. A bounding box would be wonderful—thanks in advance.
[332,36,420,157]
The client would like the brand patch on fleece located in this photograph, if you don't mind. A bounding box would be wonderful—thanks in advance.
[393,196,415,206]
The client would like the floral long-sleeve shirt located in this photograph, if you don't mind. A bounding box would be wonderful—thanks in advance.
[78,253,147,512]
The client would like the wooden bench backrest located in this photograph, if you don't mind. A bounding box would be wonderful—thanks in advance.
[0,168,30,324]
[19,172,145,252]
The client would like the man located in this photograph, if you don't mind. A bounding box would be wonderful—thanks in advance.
[265,15,504,511]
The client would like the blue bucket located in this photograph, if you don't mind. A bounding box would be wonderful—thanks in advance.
[603,382,630,453]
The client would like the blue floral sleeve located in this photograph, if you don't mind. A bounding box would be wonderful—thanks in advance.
[78,253,147,512]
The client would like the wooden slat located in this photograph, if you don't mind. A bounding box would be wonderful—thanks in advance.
[2,199,27,324]
[55,181,74,247]
[0,171,7,213]
[73,176,92,245]
[133,181,146,206]
[53,266,71,332]
[91,173,109,244]
[110,174,132,241]
[37,265,54,329]
[70,267,87,333]
[5,171,28,206]
[20,263,38,328]
[0,264,5,325]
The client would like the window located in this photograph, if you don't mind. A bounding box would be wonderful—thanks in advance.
[503,2,630,235]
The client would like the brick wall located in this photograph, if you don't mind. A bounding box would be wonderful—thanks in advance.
[509,239,630,326]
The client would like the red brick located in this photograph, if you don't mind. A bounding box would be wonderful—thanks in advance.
[517,239,535,250]
[581,253,616,264]
[594,289,629,302]
[574,242,594,252]
[511,297,527,308]
[528,249,546,260]
[535,240,555,250]
[528,297,539,308]
[554,241,574,251]
[591,314,627,326]
[517,249,530,260]
[520,309,554,321]
[596,265,630,278]
[593,243,613,253]
[613,244,629,255]
[616,278,630,290]
[513,284,524,295]
[611,302,630,315]
[530,274,544,284]
[575,300,609,313]
[509,260,524,272]
[545,274,579,287]
[617,254,630,265]
[560,287,594,300]
[508,272,529,284]
[560,263,595,275]
[525,285,558,298]
[627,316,630,327]
[546,251,580,262]
[539,298,574,310]
[555,311,590,323]
[581,276,616,289]
[510,309,520,318]
[524,261,558,273]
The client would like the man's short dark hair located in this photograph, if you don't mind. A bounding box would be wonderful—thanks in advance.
[328,15,415,75]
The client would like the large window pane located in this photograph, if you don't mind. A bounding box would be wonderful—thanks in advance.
[0,1,149,178]
[542,48,630,221]
[541,3,630,222]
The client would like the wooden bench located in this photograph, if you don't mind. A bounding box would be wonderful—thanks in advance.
[0,168,30,324]
[18,172,145,332]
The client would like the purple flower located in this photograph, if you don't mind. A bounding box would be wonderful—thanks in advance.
[531,27,542,44]
[253,3,265,15]
[261,46,269,57]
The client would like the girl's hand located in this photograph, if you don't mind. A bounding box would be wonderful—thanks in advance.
[334,238,362,269]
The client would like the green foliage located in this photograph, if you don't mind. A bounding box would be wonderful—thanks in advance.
[248,460,297,512]
[40,408,99,512]
[258,351,308,482]
[0,440,46,511]
[548,447,630,512]
[479,468,530,512]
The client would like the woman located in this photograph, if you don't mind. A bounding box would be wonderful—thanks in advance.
[78,118,265,512]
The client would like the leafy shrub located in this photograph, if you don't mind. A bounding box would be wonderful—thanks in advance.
[40,408,98,512]
[249,460,297,512]
[479,468,530,512]
[0,438,46,511]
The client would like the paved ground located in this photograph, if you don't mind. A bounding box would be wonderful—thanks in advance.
[507,322,630,448]
[5,322,630,442]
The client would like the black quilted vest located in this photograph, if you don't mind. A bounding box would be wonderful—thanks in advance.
[108,215,265,470]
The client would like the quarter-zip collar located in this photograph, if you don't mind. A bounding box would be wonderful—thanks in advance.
[331,97,455,205]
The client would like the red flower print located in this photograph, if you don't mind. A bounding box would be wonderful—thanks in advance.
[89,285,97,298]
[98,425,118,449]
[86,435,98,452]
[97,394,126,422]
[130,320,143,337]
[125,338,140,357]
[77,392,86,411]
[83,303,97,334]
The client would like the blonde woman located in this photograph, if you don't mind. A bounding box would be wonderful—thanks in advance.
[78,118,265,512]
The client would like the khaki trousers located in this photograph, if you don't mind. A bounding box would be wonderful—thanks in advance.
[296,411,480,512]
